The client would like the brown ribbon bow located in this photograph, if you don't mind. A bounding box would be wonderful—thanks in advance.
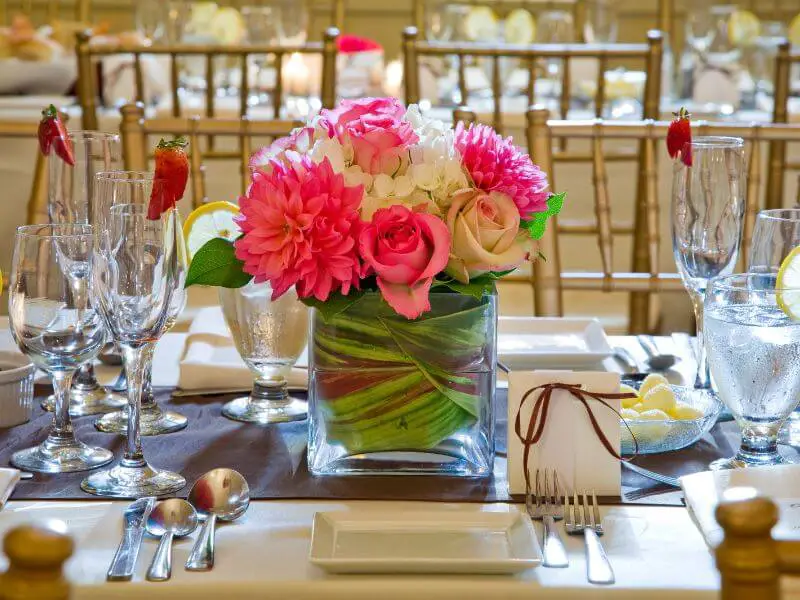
[513,383,639,492]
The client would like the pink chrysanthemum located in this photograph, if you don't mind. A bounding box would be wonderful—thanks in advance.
[234,157,364,302]
[454,122,550,219]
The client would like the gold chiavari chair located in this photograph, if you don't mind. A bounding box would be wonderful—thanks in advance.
[522,107,800,332]
[402,26,663,135]
[0,0,89,25]
[119,102,302,210]
[0,121,49,225]
[766,41,800,209]
[0,522,74,600]
[76,27,340,133]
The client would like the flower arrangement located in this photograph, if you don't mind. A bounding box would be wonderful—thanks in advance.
[186,97,563,319]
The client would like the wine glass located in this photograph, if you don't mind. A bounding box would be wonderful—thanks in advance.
[81,172,187,498]
[218,281,308,424]
[8,224,113,473]
[583,0,619,43]
[242,6,283,105]
[705,273,800,469]
[671,136,746,391]
[46,131,125,417]
[135,0,166,43]
[275,0,308,45]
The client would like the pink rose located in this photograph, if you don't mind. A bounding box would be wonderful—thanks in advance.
[325,97,406,126]
[359,205,450,319]
[445,189,528,283]
[249,126,314,174]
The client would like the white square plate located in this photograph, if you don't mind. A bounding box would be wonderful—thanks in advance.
[309,510,542,574]
[498,317,612,369]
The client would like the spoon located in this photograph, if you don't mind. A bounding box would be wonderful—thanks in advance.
[637,335,678,371]
[145,499,198,582]
[185,468,250,571]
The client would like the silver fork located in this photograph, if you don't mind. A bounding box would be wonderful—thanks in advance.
[565,490,614,585]
[525,469,568,568]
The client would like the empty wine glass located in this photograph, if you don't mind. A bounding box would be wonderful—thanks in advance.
[242,6,283,105]
[46,131,124,417]
[218,281,308,424]
[705,273,800,469]
[8,224,113,473]
[583,0,619,43]
[135,0,166,43]
[672,136,746,391]
[81,172,187,498]
[275,0,308,45]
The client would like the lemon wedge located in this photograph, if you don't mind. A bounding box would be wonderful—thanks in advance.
[465,6,499,41]
[183,201,241,260]
[777,245,800,320]
[789,14,800,46]
[728,9,761,47]
[504,8,536,44]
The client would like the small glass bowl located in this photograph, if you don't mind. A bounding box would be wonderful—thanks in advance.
[620,384,721,455]
[0,351,35,428]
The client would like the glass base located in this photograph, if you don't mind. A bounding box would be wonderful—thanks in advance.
[710,447,795,470]
[94,405,188,436]
[222,395,307,424]
[11,436,113,473]
[310,450,492,477]
[42,385,127,416]
[80,461,186,498]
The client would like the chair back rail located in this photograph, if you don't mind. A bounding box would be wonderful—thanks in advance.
[767,42,800,209]
[76,28,339,132]
[403,26,662,136]
[119,102,302,209]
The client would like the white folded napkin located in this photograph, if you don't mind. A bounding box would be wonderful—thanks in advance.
[0,468,21,508]
[177,306,308,393]
[681,464,800,547]
[100,52,169,108]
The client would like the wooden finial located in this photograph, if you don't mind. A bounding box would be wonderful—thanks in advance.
[715,492,780,600]
[0,521,73,600]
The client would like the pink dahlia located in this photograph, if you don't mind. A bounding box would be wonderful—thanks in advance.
[454,122,550,219]
[234,156,364,302]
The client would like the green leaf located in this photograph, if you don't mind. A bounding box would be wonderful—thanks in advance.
[301,290,366,322]
[434,277,496,300]
[487,268,517,279]
[521,191,566,241]
[185,238,252,288]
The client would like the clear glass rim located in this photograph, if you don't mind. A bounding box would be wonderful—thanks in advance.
[755,208,800,223]
[691,136,744,149]
[68,131,120,142]
[16,223,93,239]
[95,170,154,183]
[709,273,800,293]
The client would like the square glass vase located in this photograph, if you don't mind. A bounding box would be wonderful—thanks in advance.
[308,290,496,477]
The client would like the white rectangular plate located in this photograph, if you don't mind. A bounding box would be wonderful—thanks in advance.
[309,510,541,575]
[498,317,612,369]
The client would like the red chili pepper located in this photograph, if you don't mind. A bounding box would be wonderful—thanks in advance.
[38,104,75,166]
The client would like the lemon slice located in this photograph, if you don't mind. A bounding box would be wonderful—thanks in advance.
[465,6,499,42]
[183,201,241,260]
[777,245,800,320]
[789,14,800,46]
[728,9,760,47]
[211,7,246,45]
[504,8,536,44]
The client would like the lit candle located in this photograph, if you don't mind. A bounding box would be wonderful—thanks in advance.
[383,59,403,98]
[283,52,310,97]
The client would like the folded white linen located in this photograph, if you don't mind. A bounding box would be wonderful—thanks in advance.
[177,305,308,392]
[0,468,21,509]
[681,464,800,547]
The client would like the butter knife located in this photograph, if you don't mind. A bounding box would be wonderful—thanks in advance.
[107,496,156,581]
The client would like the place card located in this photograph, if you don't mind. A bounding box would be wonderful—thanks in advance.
[507,370,622,497]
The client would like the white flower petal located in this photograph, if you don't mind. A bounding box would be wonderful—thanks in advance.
[393,175,415,198]
[372,173,395,197]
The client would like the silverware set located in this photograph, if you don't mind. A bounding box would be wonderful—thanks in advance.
[107,468,250,583]
[527,468,615,585]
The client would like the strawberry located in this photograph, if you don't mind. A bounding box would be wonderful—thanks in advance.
[38,104,75,166]
[666,107,692,167]
[148,137,189,220]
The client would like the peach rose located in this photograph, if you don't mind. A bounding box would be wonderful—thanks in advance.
[445,189,528,283]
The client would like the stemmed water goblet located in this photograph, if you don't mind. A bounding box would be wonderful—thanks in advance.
[81,172,187,497]
[8,224,113,473]
[46,130,125,417]
[671,136,746,391]
[218,281,308,424]
[704,273,800,469]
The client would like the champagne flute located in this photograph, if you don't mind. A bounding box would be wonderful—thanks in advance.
[81,172,187,498]
[8,224,113,473]
[46,130,124,417]
[671,136,746,391]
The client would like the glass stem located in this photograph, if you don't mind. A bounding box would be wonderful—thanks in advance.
[252,379,289,407]
[73,362,98,391]
[121,344,147,468]
[689,289,711,390]
[50,370,75,441]
[141,343,156,409]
